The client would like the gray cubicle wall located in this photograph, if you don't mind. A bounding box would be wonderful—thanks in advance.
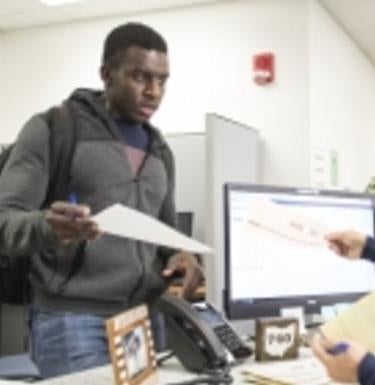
[205,114,260,310]
[165,133,206,242]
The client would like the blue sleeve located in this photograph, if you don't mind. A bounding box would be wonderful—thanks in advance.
[361,237,375,263]
[358,353,375,385]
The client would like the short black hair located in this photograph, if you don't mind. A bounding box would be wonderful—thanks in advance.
[102,22,168,68]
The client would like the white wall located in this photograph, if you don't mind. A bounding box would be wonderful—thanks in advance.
[1,0,374,192]
[0,0,310,187]
[309,1,375,191]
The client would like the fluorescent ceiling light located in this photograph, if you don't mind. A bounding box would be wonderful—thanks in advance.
[39,0,83,6]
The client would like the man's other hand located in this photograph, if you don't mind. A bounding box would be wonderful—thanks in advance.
[163,252,203,299]
[45,201,101,244]
[311,333,366,383]
[325,230,366,259]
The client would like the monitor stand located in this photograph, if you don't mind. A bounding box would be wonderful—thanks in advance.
[230,319,255,340]
[280,306,307,335]
[305,312,324,329]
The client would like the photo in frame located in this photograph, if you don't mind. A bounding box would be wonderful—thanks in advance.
[106,305,157,385]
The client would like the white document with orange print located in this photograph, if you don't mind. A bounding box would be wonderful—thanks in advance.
[247,197,331,246]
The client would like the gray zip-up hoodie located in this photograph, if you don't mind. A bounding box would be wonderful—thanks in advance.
[0,89,177,316]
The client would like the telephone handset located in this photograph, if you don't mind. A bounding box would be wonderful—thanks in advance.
[156,294,252,372]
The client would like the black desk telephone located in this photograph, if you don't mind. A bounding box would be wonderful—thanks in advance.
[157,294,252,372]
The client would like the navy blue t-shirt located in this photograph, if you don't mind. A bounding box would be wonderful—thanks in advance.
[116,121,150,175]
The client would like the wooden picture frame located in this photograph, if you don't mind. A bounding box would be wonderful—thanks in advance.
[106,305,157,385]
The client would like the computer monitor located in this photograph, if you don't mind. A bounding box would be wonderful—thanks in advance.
[177,212,193,237]
[224,183,375,320]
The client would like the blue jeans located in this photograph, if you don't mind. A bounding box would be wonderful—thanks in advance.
[30,307,166,379]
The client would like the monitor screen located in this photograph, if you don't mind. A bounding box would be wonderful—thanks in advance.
[177,212,193,237]
[224,183,375,319]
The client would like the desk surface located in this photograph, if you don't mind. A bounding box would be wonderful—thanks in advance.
[0,350,333,385]
[38,359,247,385]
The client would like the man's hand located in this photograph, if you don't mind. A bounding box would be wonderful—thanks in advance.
[163,252,203,299]
[325,230,366,259]
[311,333,366,383]
[45,201,101,244]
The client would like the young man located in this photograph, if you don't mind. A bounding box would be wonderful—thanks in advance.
[0,23,202,378]
[311,230,375,384]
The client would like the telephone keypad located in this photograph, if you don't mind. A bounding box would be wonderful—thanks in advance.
[214,324,252,358]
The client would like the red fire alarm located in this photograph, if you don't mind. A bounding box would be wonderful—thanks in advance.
[253,52,275,85]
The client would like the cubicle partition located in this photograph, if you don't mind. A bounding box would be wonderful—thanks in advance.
[166,116,260,311]
[205,114,260,310]
[165,133,206,241]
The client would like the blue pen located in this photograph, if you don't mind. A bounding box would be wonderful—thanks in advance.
[327,342,349,355]
[68,193,78,204]
[68,193,80,221]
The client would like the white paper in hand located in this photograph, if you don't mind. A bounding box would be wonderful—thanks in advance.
[93,203,213,254]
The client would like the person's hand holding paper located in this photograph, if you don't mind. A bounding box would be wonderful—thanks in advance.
[325,230,367,259]
[46,200,101,245]
[311,333,367,383]
[310,293,375,384]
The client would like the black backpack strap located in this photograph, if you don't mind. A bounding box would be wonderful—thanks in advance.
[43,101,87,291]
[44,100,78,205]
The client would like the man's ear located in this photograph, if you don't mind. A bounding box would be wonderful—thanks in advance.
[100,64,112,87]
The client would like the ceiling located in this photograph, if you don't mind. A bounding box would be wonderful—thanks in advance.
[319,0,375,65]
[0,0,374,66]
[0,0,225,31]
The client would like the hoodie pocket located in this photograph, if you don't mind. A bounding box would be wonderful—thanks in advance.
[53,234,143,302]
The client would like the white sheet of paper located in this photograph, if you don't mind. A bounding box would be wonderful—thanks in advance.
[93,204,213,254]
[247,197,331,246]
[243,357,339,385]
